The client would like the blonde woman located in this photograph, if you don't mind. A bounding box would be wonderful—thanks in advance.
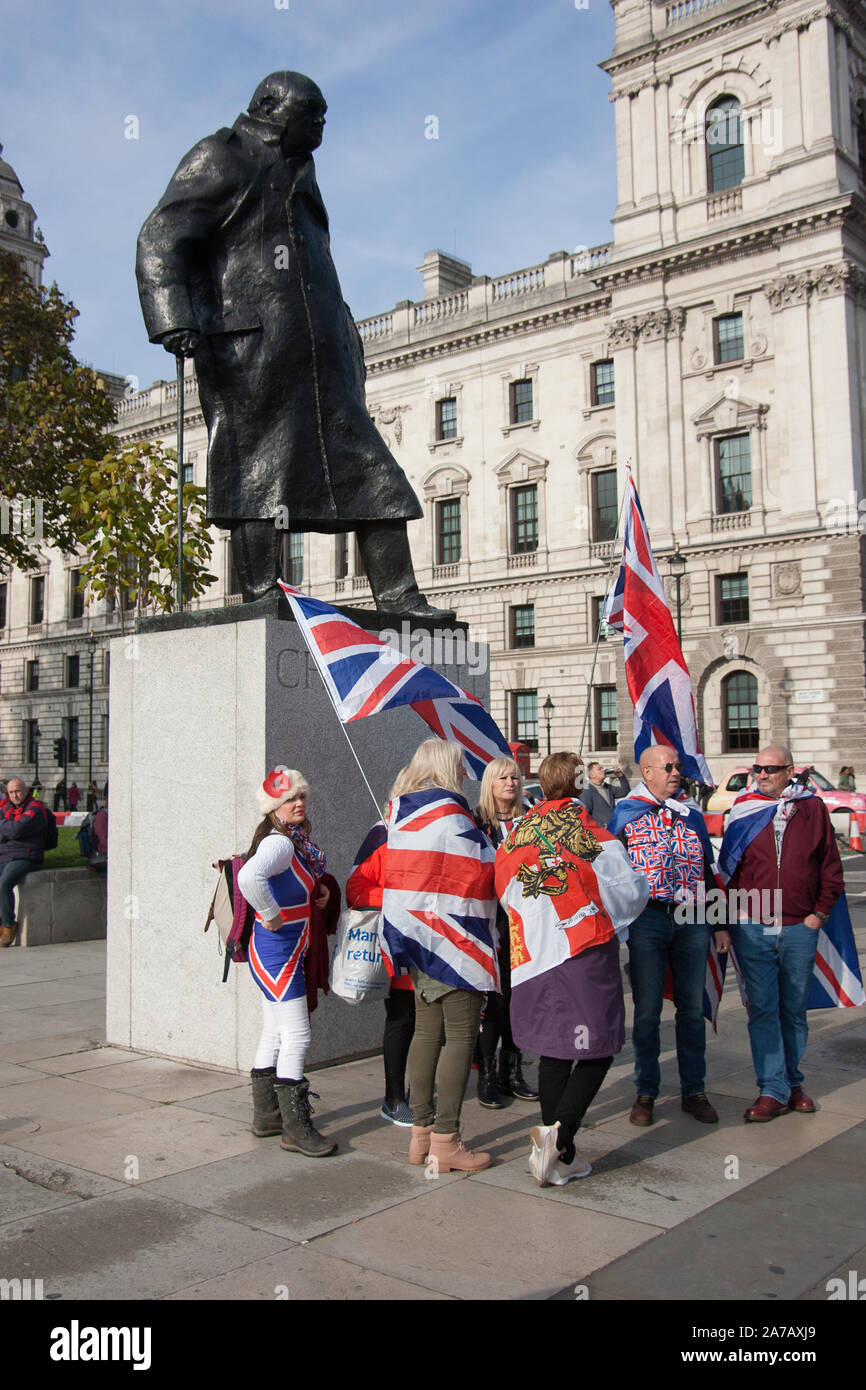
[473,757,538,1107]
[380,740,499,1172]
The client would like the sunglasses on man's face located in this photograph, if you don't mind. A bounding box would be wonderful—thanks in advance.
[751,764,792,775]
[652,762,683,773]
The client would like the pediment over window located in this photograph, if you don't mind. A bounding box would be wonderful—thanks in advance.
[422,462,471,500]
[493,449,548,490]
[693,391,768,440]
[574,434,617,473]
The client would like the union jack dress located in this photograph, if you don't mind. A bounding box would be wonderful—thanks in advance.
[237,833,317,1003]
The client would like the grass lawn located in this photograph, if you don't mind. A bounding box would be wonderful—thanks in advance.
[43,825,88,870]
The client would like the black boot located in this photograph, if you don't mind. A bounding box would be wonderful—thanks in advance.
[356,521,455,620]
[476,1058,504,1109]
[499,1050,539,1102]
[274,1078,337,1157]
[250,1067,282,1137]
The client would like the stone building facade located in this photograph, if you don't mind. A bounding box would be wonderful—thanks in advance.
[3,0,866,786]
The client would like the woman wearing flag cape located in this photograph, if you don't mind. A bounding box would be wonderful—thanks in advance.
[379,740,500,1172]
[495,753,649,1186]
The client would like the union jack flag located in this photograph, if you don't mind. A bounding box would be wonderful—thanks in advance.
[603,472,713,786]
[277,581,510,778]
[380,788,499,992]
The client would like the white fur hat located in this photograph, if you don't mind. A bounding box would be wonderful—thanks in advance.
[257,766,309,815]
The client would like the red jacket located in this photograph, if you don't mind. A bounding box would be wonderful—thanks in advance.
[728,797,844,925]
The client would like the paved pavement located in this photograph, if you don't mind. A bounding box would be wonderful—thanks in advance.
[1,860,866,1319]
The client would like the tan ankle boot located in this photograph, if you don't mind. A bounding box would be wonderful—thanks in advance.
[428,1131,492,1173]
[409,1123,434,1164]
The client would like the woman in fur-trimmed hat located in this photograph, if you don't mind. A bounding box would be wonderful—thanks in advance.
[237,765,336,1157]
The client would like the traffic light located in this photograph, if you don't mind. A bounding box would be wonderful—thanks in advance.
[53,736,67,766]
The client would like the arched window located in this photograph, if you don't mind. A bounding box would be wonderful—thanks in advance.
[706,96,745,193]
[722,671,758,753]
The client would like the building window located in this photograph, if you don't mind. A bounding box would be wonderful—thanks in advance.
[66,654,80,688]
[436,397,458,441]
[592,469,618,541]
[0,583,7,628]
[435,499,461,565]
[287,533,304,586]
[511,689,538,750]
[29,575,44,625]
[716,435,752,513]
[335,533,349,580]
[857,100,866,186]
[354,536,365,579]
[510,604,535,648]
[592,595,611,641]
[510,484,538,553]
[718,574,749,625]
[25,719,39,764]
[595,685,618,750]
[509,379,533,425]
[65,716,79,764]
[103,650,110,686]
[26,659,38,692]
[713,314,744,364]
[723,671,759,752]
[706,95,745,192]
[69,569,85,619]
[590,360,615,407]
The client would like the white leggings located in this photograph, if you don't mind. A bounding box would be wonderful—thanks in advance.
[253,996,311,1080]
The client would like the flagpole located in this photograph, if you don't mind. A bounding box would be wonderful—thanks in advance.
[579,465,632,756]
[310,663,384,818]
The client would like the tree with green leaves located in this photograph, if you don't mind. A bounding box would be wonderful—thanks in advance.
[60,443,217,634]
[0,248,117,569]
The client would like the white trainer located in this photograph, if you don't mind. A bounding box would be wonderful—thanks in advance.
[548,1151,592,1184]
[529,1121,560,1187]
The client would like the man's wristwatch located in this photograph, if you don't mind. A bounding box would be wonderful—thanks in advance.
[814,911,829,925]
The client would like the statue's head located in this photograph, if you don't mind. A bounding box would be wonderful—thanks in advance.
[248,71,327,155]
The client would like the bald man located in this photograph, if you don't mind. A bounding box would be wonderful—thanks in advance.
[722,745,843,1121]
[0,777,50,946]
[608,745,726,1125]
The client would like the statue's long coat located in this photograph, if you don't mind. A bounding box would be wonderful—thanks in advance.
[135,115,422,529]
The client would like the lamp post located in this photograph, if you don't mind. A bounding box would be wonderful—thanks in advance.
[33,722,41,789]
[87,630,98,786]
[667,542,687,644]
[543,695,555,756]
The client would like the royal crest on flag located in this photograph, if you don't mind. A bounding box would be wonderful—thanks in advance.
[380,788,499,992]
[277,581,510,778]
[603,473,713,786]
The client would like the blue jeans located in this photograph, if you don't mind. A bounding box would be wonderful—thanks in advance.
[628,906,710,1098]
[730,920,818,1104]
[0,859,36,926]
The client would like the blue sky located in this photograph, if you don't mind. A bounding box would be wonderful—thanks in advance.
[1,0,618,389]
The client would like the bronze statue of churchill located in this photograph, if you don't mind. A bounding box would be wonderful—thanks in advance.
[136,71,448,616]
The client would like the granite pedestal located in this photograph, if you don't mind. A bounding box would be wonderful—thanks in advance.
[106,594,490,1072]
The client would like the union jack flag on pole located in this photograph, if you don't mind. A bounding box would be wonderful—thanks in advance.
[603,472,713,786]
[277,581,511,778]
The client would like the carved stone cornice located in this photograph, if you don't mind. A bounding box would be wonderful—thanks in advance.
[764,271,813,312]
[765,260,865,310]
[763,4,850,44]
[608,316,640,349]
[609,305,686,347]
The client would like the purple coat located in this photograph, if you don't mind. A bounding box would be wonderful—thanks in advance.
[510,936,625,1061]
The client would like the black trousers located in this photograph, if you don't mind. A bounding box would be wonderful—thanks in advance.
[478,936,515,1061]
[382,988,415,1103]
[538,1056,613,1151]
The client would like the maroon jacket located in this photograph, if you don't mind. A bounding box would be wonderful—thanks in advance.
[0,795,48,864]
[728,797,844,925]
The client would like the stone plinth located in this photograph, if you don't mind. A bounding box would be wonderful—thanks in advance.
[106,597,489,1071]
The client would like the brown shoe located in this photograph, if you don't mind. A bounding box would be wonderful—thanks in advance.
[428,1131,492,1173]
[0,924,17,948]
[629,1095,654,1126]
[743,1095,790,1122]
[409,1123,434,1165]
[788,1086,816,1113]
[681,1092,719,1123]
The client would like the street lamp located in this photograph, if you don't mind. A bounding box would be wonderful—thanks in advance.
[87,630,98,786]
[667,542,687,644]
[543,695,555,756]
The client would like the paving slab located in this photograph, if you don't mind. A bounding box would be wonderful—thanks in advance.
[0,1187,292,1300]
[27,1046,149,1076]
[66,1056,245,1102]
[800,1243,866,1301]
[8,1103,261,1182]
[473,1129,775,1229]
[314,1177,663,1300]
[0,1003,106,1046]
[0,1143,124,1224]
[0,1060,47,1086]
[0,1074,157,1148]
[0,1030,106,1063]
[582,1121,866,1302]
[143,1144,462,1242]
[165,1243,456,1300]
[0,975,107,1013]
[712,1063,866,1119]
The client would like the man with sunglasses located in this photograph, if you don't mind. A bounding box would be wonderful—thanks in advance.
[608,746,726,1126]
[721,745,843,1121]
